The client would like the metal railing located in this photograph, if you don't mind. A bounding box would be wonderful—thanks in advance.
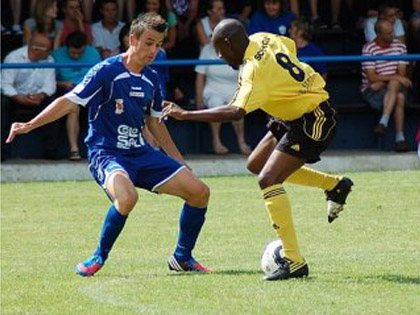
[1,54,420,69]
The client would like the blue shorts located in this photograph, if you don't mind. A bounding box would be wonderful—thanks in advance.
[88,146,185,192]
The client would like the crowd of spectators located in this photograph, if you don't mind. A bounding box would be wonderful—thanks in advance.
[1,0,420,160]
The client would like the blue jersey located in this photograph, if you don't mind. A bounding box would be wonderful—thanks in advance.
[65,55,163,154]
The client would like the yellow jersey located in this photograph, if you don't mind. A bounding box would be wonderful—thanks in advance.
[230,33,329,121]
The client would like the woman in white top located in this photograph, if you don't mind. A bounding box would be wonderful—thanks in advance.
[196,0,225,48]
[195,42,251,155]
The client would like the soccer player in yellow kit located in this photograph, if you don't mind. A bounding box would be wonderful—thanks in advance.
[161,19,353,280]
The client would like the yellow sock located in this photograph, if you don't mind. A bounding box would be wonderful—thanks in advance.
[262,184,304,263]
[286,166,341,191]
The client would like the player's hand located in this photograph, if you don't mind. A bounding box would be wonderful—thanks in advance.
[6,122,33,143]
[160,101,186,122]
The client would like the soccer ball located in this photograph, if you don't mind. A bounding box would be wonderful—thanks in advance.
[260,239,285,276]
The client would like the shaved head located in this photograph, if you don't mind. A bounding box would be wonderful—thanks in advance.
[212,19,249,69]
[212,18,247,44]
[375,19,394,44]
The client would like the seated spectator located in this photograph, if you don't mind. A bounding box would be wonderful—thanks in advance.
[24,0,62,48]
[52,31,101,160]
[410,0,420,52]
[1,33,60,160]
[361,20,412,152]
[195,42,251,155]
[289,18,327,79]
[91,0,125,59]
[141,0,177,51]
[364,2,406,43]
[248,0,296,36]
[196,0,225,48]
[58,0,93,46]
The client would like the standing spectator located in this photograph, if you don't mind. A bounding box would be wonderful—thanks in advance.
[59,0,93,46]
[289,0,321,26]
[361,20,412,152]
[1,33,60,160]
[169,0,199,41]
[117,0,136,23]
[364,2,406,43]
[91,0,125,59]
[195,43,251,155]
[8,0,23,34]
[410,0,420,52]
[23,0,63,49]
[81,0,93,23]
[289,18,327,79]
[196,0,225,48]
[248,0,296,36]
[52,31,101,160]
[142,0,177,51]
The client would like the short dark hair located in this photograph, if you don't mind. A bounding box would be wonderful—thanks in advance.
[291,17,312,41]
[130,12,168,39]
[65,31,87,48]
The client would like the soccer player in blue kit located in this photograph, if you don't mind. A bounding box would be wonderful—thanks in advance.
[6,13,211,276]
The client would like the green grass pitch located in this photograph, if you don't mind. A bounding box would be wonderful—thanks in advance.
[2,170,420,314]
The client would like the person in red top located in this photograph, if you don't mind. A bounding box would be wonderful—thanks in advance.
[361,19,412,152]
[58,0,93,46]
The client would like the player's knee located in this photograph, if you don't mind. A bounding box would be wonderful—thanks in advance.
[116,189,138,214]
[246,157,261,175]
[189,183,210,206]
[258,173,279,189]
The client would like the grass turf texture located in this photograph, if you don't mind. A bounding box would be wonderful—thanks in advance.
[2,170,420,314]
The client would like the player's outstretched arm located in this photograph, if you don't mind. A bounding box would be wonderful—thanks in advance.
[6,96,79,143]
[161,101,246,123]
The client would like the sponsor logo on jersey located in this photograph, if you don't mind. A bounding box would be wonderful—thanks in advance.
[115,99,124,114]
[129,91,145,98]
[254,36,271,61]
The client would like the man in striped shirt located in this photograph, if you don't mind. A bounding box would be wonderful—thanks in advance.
[361,19,412,152]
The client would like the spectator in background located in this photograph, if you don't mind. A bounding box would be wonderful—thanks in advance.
[410,0,420,52]
[117,0,136,23]
[23,0,62,49]
[361,20,412,152]
[8,0,23,34]
[92,0,125,59]
[364,2,406,43]
[59,0,93,46]
[248,0,296,36]
[289,0,321,27]
[289,18,327,79]
[224,0,253,23]
[169,0,199,41]
[52,31,101,160]
[1,33,60,160]
[142,0,177,51]
[195,42,251,155]
[196,0,225,48]
[81,0,93,23]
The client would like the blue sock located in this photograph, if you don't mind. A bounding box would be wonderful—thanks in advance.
[94,205,128,262]
[174,203,207,261]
